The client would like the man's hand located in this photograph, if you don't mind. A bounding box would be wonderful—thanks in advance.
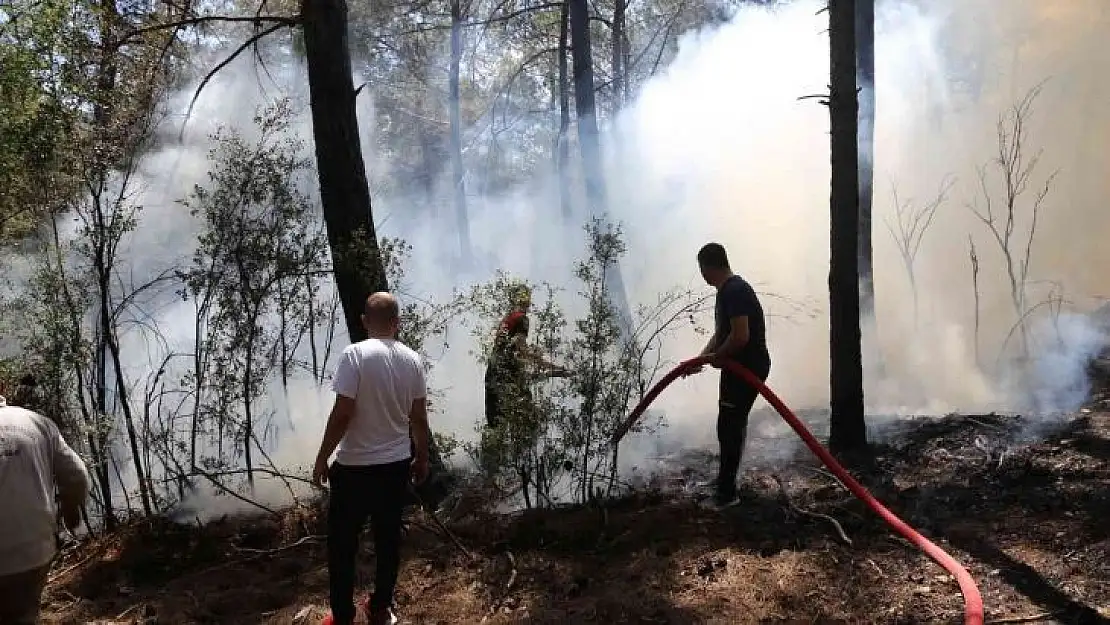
[410,455,430,486]
[683,364,703,376]
[312,456,330,487]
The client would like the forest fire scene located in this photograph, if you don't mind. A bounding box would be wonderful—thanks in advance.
[2,0,1110,624]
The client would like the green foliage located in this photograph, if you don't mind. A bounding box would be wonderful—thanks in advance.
[181,98,329,471]
[464,217,709,508]
[0,0,77,243]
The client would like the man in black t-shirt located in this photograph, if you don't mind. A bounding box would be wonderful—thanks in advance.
[690,242,771,510]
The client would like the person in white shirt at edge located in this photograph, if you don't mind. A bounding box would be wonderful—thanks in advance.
[313,292,431,625]
[0,389,90,624]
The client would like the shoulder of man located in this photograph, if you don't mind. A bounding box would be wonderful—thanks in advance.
[0,404,57,441]
[396,342,424,366]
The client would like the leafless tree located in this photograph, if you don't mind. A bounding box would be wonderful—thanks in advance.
[966,82,1058,358]
[886,175,955,327]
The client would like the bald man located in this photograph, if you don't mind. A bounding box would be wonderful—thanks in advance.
[313,292,429,625]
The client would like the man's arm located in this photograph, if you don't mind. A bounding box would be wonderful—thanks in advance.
[314,395,356,469]
[52,426,90,532]
[698,333,720,357]
[409,397,430,463]
[510,317,563,371]
[713,315,751,359]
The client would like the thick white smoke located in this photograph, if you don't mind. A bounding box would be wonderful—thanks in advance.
[10,0,1110,518]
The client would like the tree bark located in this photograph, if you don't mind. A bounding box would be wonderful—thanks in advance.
[449,0,472,266]
[856,0,875,323]
[302,0,387,343]
[556,0,572,220]
[611,0,627,113]
[828,0,867,453]
[568,0,632,332]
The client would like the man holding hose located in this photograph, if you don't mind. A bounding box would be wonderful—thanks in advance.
[690,242,771,510]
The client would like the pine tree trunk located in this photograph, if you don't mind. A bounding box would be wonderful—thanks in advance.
[556,0,572,219]
[449,0,471,266]
[828,0,867,453]
[568,0,632,332]
[856,0,875,323]
[302,0,388,343]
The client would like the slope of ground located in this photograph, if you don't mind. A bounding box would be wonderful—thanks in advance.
[40,405,1110,625]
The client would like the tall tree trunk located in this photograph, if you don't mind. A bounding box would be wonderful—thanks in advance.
[856,0,875,323]
[106,326,153,516]
[449,0,471,266]
[611,0,626,113]
[556,0,572,220]
[828,0,867,453]
[301,0,388,343]
[567,0,632,332]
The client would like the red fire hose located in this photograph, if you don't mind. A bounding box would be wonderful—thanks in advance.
[612,356,985,625]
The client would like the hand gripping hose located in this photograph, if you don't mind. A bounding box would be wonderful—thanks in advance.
[611,356,985,625]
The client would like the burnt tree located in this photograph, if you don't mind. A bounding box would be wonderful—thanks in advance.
[856,0,875,323]
[828,0,867,453]
[302,0,387,343]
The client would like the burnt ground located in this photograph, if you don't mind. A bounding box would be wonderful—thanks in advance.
[40,402,1110,624]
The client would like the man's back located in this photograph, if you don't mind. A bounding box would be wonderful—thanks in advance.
[0,400,89,576]
[715,274,770,370]
[332,338,426,466]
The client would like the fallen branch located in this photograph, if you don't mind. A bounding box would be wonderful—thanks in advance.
[986,611,1062,624]
[192,466,280,516]
[408,486,476,561]
[177,535,325,582]
[48,553,96,584]
[233,534,322,555]
[772,474,852,546]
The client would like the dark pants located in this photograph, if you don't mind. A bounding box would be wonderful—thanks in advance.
[482,378,537,476]
[328,459,410,623]
[716,361,769,498]
[0,564,49,624]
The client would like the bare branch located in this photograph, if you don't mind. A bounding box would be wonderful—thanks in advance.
[179,22,292,138]
[118,14,300,48]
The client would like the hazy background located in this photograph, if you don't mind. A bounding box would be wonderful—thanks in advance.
[10,0,1109,517]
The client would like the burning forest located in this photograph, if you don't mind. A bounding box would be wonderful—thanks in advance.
[1,0,1108,623]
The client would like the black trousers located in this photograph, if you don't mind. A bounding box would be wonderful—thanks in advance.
[327,459,410,623]
[716,361,769,498]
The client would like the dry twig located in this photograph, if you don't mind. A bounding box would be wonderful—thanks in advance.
[772,474,852,545]
[233,534,322,555]
[986,611,1062,624]
[48,553,96,584]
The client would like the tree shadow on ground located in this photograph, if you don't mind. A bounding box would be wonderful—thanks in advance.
[943,529,1110,625]
[44,413,1110,624]
[845,412,1110,624]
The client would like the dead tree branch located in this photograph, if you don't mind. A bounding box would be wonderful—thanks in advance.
[886,174,955,326]
[964,80,1057,357]
[118,15,300,47]
[772,474,852,545]
[180,22,293,136]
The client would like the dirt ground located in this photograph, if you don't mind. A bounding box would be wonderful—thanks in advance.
[40,401,1110,624]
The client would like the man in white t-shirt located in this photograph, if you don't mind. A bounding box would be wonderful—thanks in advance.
[0,392,90,624]
[313,292,430,625]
